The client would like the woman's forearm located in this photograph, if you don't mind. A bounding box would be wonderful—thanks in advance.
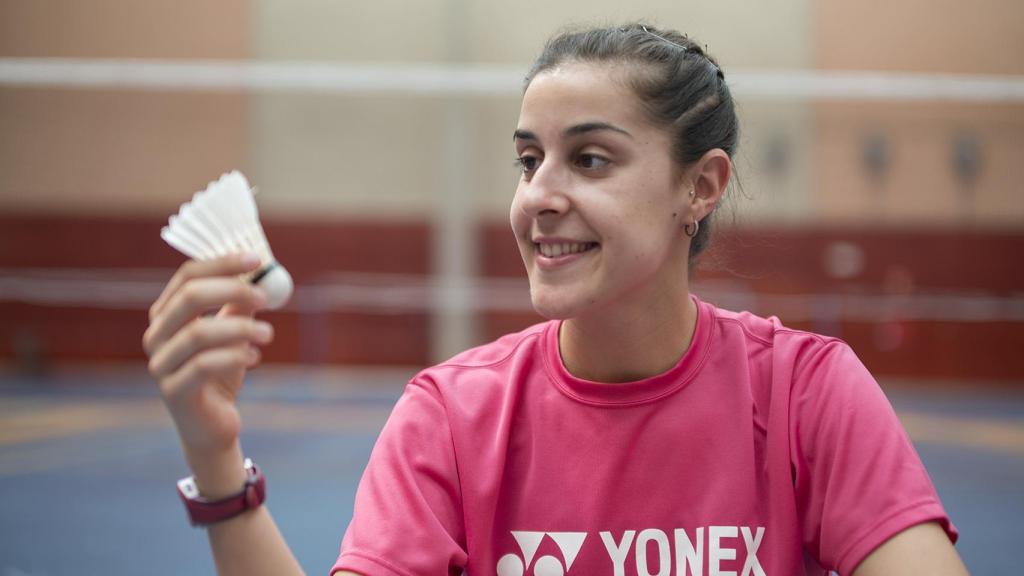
[207,506,305,576]
[183,442,305,576]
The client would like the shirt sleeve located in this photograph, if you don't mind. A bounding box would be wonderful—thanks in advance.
[788,338,957,575]
[333,377,467,576]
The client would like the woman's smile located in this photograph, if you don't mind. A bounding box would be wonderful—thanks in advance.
[533,238,601,269]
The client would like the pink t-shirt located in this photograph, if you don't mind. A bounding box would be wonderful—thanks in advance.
[333,296,956,576]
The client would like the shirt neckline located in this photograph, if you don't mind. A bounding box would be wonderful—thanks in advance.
[542,295,714,406]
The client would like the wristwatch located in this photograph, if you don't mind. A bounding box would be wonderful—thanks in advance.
[176,458,266,526]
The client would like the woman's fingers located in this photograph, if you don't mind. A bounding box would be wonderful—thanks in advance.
[148,316,274,379]
[149,253,262,323]
[143,276,267,356]
[218,296,264,320]
[142,255,276,455]
[159,345,259,448]
[160,345,260,404]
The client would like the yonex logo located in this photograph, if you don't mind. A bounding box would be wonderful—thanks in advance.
[495,526,766,575]
[496,531,587,576]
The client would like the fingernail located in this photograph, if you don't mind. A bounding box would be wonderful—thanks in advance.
[253,321,273,342]
[246,345,261,364]
[241,252,261,268]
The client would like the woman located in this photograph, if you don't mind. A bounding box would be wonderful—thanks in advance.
[144,23,967,576]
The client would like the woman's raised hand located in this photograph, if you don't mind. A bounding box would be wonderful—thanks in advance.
[143,253,274,494]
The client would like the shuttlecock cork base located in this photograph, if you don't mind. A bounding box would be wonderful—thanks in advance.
[161,171,293,310]
[245,259,293,310]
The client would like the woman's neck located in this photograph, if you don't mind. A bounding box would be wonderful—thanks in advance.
[559,290,698,383]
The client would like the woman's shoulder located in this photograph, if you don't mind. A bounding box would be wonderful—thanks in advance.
[441,320,553,368]
[701,297,862,382]
[704,297,847,353]
[410,319,555,388]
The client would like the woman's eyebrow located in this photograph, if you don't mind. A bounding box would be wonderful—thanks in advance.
[513,129,537,142]
[513,122,633,142]
[565,121,633,139]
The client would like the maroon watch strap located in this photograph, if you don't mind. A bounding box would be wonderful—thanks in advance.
[176,458,266,527]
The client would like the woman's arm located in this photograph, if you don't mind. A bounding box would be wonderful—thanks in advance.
[144,255,307,576]
[206,494,307,576]
[852,522,968,576]
[184,441,307,576]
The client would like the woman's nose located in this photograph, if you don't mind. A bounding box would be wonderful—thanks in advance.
[517,162,571,217]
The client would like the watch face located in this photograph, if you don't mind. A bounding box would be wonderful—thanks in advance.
[177,476,200,500]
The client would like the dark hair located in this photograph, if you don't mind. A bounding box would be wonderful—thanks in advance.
[525,23,739,260]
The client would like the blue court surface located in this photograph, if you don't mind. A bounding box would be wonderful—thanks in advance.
[1,367,1021,575]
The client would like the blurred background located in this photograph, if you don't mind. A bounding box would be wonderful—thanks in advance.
[1,1,1022,574]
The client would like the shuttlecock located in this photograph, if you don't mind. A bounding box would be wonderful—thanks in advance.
[161,170,293,310]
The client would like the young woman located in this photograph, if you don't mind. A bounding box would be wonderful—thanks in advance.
[144,23,967,576]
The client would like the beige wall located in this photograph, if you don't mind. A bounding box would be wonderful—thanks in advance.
[2,0,1020,228]
[0,0,249,59]
[249,0,812,221]
[730,102,815,224]
[812,0,1024,228]
[253,0,811,67]
[250,94,449,220]
[0,89,248,216]
[0,0,816,220]
[814,102,1024,226]
[462,0,811,68]
[816,0,1024,75]
[253,0,451,62]
[0,0,250,216]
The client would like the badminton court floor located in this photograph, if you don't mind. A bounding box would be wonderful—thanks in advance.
[0,367,1021,575]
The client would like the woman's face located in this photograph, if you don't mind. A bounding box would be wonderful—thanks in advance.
[511,61,695,320]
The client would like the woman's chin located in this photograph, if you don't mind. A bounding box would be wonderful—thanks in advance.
[529,291,591,321]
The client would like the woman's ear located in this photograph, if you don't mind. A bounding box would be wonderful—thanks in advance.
[689,149,730,220]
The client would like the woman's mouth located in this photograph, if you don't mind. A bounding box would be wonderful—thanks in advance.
[537,241,598,258]
[534,241,599,269]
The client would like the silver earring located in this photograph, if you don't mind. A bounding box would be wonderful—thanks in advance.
[684,218,699,238]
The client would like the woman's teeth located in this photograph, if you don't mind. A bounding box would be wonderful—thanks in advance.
[537,242,597,258]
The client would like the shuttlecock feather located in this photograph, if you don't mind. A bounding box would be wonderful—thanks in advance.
[161,171,293,309]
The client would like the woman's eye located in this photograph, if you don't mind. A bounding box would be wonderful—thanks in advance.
[515,155,540,174]
[577,153,610,170]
